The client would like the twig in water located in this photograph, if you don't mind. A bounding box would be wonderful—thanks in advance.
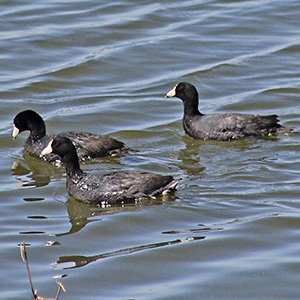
[19,242,66,300]
[55,282,66,300]
[20,242,37,300]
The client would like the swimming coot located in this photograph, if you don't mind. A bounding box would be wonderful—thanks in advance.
[165,82,288,141]
[13,110,128,163]
[41,136,181,204]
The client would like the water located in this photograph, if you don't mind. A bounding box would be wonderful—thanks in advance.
[1,0,300,299]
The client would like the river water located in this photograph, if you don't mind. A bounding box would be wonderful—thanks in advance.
[1,1,300,299]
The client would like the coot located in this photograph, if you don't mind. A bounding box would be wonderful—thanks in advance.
[165,82,288,140]
[13,110,128,163]
[41,136,181,204]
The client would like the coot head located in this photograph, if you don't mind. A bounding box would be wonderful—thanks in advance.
[13,110,46,139]
[165,82,199,103]
[41,136,75,159]
[165,82,201,116]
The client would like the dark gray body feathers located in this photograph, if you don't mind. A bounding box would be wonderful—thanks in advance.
[67,171,180,204]
[184,113,282,141]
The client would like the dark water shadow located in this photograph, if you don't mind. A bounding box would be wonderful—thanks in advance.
[55,236,205,269]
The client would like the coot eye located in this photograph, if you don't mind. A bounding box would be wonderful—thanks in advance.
[55,142,59,146]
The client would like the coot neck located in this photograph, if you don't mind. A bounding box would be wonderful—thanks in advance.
[183,98,202,117]
[29,122,46,141]
[61,151,84,178]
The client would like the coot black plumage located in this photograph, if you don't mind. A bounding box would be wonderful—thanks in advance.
[165,82,287,141]
[13,110,128,163]
[41,136,181,204]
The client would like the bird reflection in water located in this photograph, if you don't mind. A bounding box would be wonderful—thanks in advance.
[55,196,177,237]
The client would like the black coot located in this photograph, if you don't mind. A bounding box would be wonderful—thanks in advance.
[165,82,288,140]
[13,110,128,163]
[41,136,180,204]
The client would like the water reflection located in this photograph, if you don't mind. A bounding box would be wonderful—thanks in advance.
[11,152,59,187]
[56,196,178,236]
[177,136,205,176]
[55,197,102,236]
[55,236,205,270]
[12,160,51,188]
[177,134,276,178]
[55,197,137,237]
[181,134,258,152]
